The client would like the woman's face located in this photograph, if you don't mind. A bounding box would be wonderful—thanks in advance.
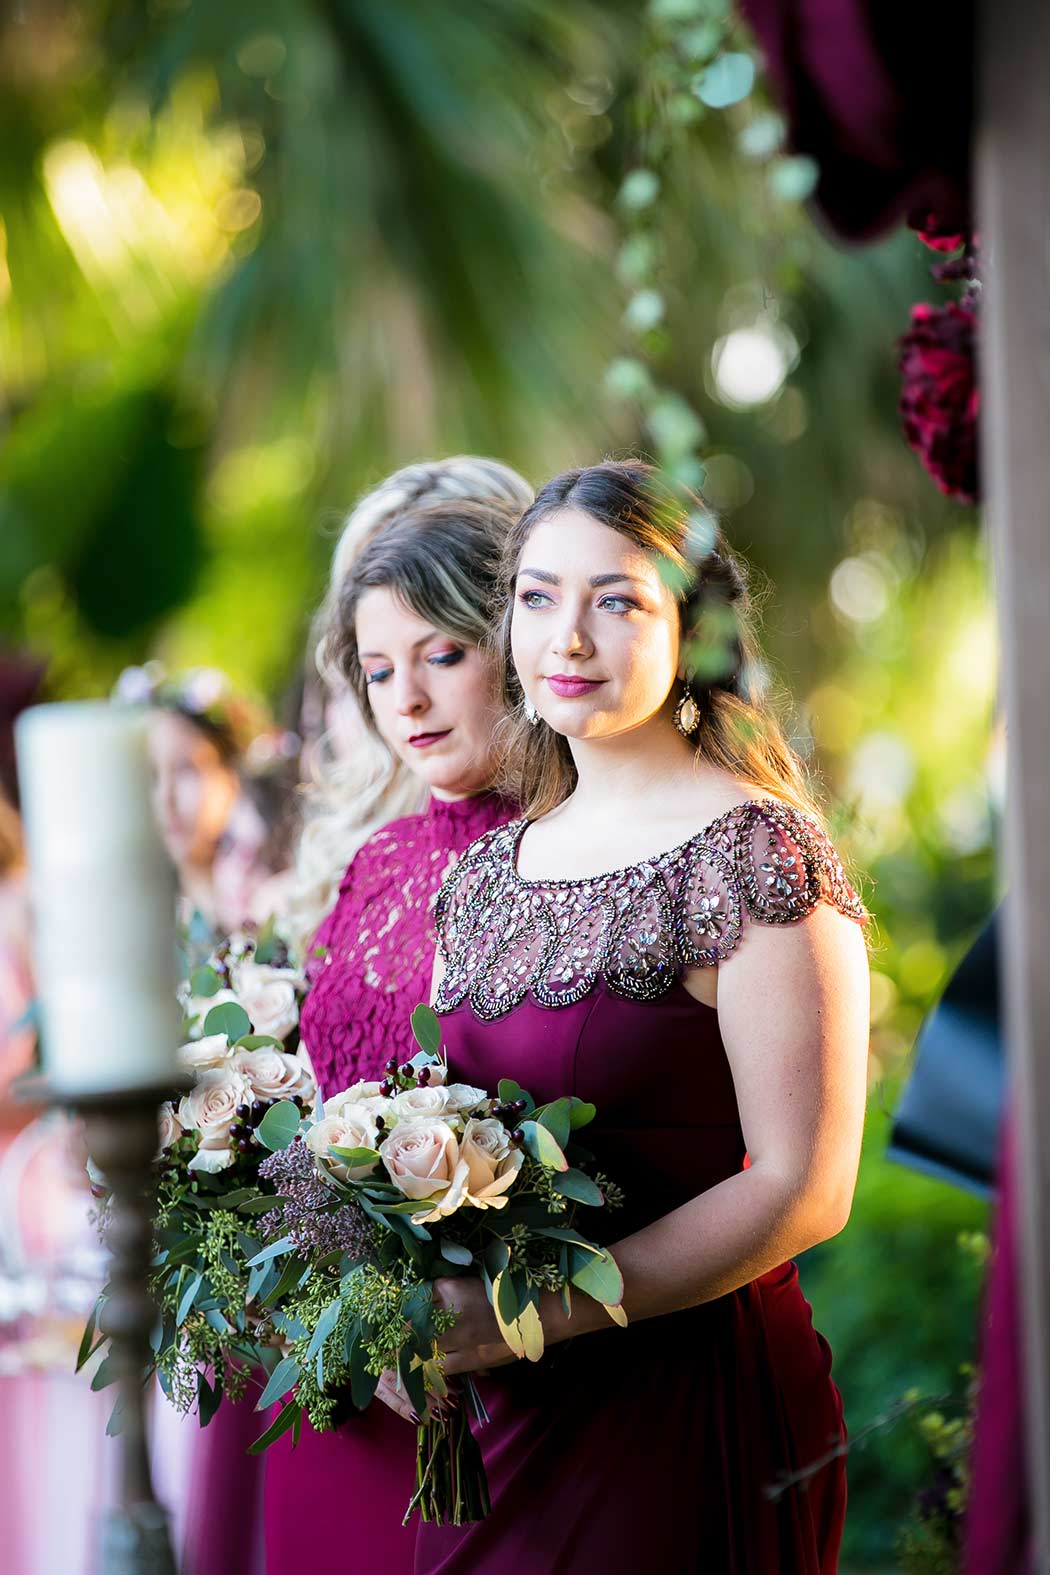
[148,711,239,873]
[211,791,271,935]
[510,508,681,741]
[355,587,502,798]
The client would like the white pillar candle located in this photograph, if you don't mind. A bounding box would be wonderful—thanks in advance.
[15,701,180,1095]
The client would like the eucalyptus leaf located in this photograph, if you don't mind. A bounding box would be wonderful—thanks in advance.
[306,1300,341,1363]
[552,1168,604,1207]
[534,1097,572,1148]
[248,1399,301,1455]
[176,1271,203,1326]
[521,1120,568,1172]
[246,1234,295,1268]
[90,1354,119,1392]
[235,1034,284,1051]
[76,1303,99,1371]
[256,1101,301,1152]
[439,1240,473,1267]
[257,1356,301,1411]
[198,1371,222,1427]
[203,1001,252,1041]
[237,1194,287,1215]
[569,1246,624,1308]
[567,1099,596,1131]
[189,965,222,998]
[410,1002,442,1056]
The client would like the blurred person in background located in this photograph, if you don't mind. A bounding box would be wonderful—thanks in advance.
[115,664,262,931]
[211,733,301,936]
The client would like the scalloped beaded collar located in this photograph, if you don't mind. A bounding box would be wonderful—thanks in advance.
[434,798,868,1022]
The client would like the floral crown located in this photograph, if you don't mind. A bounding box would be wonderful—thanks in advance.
[113,662,280,763]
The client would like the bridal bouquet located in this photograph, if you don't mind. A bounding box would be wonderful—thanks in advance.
[80,927,318,1429]
[241,1004,625,1526]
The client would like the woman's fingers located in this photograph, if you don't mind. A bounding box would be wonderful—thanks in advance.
[374,1370,419,1425]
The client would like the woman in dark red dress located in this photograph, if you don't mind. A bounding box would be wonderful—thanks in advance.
[384,462,871,1574]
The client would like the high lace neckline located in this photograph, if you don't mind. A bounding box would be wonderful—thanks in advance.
[426,788,509,824]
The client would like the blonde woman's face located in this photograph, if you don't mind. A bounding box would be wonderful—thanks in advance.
[510,508,681,741]
[355,587,502,799]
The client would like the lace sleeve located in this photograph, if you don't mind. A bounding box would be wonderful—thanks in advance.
[677,801,868,966]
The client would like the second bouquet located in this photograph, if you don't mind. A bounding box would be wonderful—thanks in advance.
[245,1003,626,1526]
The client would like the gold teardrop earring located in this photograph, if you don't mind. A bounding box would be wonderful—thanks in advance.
[673,683,700,739]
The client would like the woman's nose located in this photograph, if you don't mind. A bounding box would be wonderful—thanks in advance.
[551,604,594,660]
[393,669,430,716]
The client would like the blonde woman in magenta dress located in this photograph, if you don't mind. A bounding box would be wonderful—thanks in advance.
[185,459,531,1575]
[377,462,870,1574]
[259,461,531,1575]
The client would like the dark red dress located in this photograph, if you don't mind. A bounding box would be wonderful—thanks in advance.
[416,799,868,1575]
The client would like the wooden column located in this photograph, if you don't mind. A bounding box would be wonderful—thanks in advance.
[977,2,1050,1566]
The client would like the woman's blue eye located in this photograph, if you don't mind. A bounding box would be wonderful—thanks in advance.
[598,595,638,614]
[518,589,551,608]
[365,668,392,685]
[428,649,465,668]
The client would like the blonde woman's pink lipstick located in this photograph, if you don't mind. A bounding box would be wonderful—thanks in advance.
[407,730,452,748]
[546,675,605,698]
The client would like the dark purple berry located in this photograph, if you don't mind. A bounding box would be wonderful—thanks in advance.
[237,1137,252,1153]
[514,1099,528,1113]
[236,1104,251,1119]
[417,1069,431,1087]
[399,1062,415,1080]
[380,1078,395,1097]
[375,1115,385,1131]
[384,1058,398,1075]
[510,1128,525,1145]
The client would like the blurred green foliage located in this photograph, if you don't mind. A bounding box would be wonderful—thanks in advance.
[1,3,997,1565]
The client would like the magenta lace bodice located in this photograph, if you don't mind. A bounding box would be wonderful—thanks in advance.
[299,791,515,1096]
[434,798,869,1021]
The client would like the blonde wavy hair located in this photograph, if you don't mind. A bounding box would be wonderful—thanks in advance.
[492,459,824,824]
[287,457,533,957]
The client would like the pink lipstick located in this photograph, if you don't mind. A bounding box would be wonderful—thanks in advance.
[407,730,451,749]
[545,675,605,698]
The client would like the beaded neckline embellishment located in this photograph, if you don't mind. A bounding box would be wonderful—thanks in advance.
[433,798,868,1022]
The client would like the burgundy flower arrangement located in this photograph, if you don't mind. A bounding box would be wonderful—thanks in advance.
[898,221,980,506]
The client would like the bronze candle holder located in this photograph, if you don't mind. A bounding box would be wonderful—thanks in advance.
[19,1074,190,1575]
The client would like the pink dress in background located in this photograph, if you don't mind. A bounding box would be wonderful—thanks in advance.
[417,800,868,1575]
[261,791,514,1574]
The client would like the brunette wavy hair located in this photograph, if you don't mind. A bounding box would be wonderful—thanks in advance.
[492,459,823,823]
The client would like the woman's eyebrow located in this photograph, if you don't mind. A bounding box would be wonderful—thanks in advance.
[517,568,646,589]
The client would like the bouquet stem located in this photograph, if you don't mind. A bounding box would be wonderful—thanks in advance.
[404,1403,491,1526]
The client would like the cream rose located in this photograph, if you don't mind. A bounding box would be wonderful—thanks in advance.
[232,1046,314,1104]
[156,1101,183,1153]
[323,1080,393,1123]
[443,1083,491,1114]
[413,1116,524,1221]
[381,1118,461,1201]
[177,1032,232,1074]
[178,1067,255,1173]
[306,1107,380,1182]
[231,961,301,1042]
[391,1085,452,1123]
